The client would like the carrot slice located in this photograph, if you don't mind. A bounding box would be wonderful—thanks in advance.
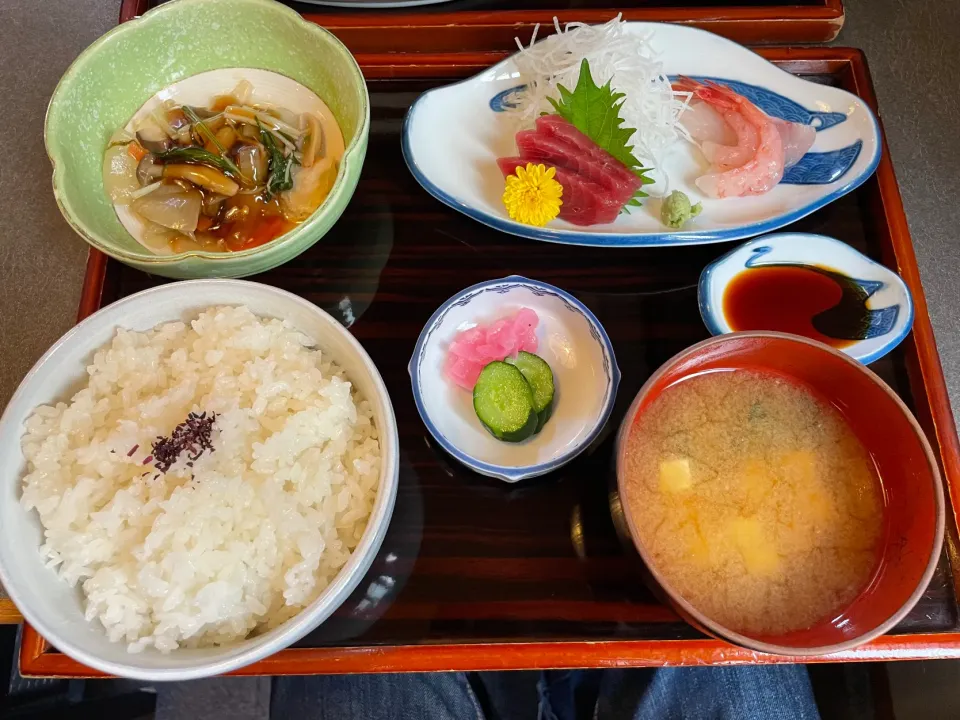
[127,141,147,162]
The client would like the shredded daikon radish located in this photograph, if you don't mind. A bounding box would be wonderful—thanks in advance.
[509,15,693,185]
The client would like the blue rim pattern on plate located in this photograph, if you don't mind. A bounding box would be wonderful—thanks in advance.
[402,91,882,248]
[781,141,863,185]
[697,233,915,365]
[409,275,621,481]
[672,76,848,130]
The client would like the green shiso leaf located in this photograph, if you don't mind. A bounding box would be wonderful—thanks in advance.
[547,58,653,203]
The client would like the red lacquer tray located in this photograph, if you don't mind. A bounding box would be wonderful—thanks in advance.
[124,0,845,48]
[17,45,960,676]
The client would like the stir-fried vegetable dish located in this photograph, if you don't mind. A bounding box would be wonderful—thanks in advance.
[103,80,342,254]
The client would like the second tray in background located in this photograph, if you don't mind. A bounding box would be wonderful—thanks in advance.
[123,0,845,49]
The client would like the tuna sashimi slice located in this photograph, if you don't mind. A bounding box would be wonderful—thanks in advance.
[535,115,644,189]
[515,130,640,205]
[497,157,622,226]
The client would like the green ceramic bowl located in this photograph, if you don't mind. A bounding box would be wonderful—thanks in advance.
[45,0,369,279]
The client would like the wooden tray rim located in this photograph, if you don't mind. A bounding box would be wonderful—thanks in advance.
[15,44,960,676]
[126,0,845,22]
[293,1,845,26]
[123,0,846,45]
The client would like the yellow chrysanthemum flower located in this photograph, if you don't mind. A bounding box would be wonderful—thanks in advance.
[502,163,563,227]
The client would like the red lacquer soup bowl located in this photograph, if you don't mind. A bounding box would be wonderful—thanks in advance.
[615,331,945,656]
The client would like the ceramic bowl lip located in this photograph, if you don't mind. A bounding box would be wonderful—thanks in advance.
[697,232,916,365]
[409,275,621,482]
[43,0,370,267]
[614,330,945,657]
[0,279,400,681]
[400,22,882,248]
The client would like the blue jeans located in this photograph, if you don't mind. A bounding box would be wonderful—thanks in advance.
[157,665,820,719]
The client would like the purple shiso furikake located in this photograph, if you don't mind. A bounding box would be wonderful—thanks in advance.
[136,411,218,473]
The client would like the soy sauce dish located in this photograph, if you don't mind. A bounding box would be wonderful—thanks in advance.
[410,277,619,482]
[698,233,914,364]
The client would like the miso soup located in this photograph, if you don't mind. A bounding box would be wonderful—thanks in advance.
[621,370,884,636]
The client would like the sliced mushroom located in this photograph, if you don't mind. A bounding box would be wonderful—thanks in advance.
[136,154,163,186]
[222,200,249,225]
[166,108,190,130]
[201,192,226,218]
[136,126,171,154]
[162,164,240,196]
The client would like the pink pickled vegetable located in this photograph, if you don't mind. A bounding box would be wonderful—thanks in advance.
[445,353,485,391]
[445,308,541,390]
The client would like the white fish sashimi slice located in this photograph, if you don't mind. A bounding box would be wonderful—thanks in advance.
[679,101,737,145]
[771,118,816,169]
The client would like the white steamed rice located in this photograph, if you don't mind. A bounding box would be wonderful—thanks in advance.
[19,306,380,653]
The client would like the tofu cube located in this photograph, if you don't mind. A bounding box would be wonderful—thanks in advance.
[659,458,693,494]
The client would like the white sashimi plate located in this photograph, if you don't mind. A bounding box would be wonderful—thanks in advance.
[402,22,881,247]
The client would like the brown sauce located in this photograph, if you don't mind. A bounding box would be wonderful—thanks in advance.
[171,188,297,254]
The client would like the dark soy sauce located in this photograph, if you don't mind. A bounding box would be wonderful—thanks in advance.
[722,265,871,348]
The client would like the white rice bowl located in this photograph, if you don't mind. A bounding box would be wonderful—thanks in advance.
[0,280,398,680]
[20,305,379,653]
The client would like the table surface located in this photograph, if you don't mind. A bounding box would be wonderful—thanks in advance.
[0,0,957,614]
